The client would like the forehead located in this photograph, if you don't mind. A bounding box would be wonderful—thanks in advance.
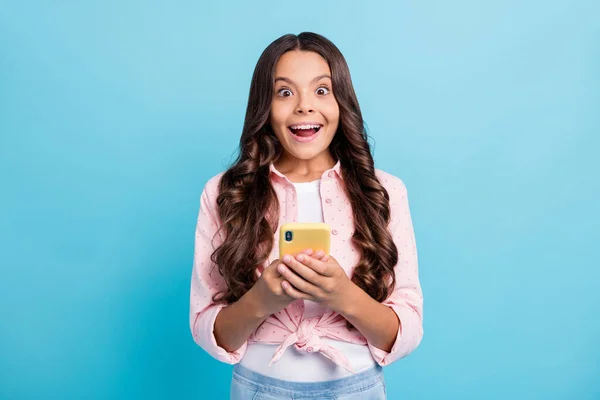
[274,50,331,82]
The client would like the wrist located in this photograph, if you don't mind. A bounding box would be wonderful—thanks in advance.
[336,281,362,317]
[243,286,270,320]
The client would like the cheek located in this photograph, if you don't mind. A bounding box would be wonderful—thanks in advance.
[271,102,294,127]
[322,99,340,123]
[270,103,282,124]
[270,104,288,137]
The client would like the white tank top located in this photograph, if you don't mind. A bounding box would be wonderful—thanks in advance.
[238,179,377,381]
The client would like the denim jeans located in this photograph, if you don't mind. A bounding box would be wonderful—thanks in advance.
[230,363,387,399]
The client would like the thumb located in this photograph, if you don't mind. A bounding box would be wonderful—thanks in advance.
[269,259,283,276]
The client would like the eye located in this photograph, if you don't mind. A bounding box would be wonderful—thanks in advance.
[277,88,293,97]
[316,86,330,95]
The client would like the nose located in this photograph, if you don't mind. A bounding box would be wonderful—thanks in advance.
[296,105,314,114]
[295,93,315,114]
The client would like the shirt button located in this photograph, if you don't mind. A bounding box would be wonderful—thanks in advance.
[328,171,334,178]
[332,229,338,235]
[325,198,332,204]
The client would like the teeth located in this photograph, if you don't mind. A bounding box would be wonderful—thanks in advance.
[290,124,321,130]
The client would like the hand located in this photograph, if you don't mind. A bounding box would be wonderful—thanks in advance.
[250,250,314,317]
[278,249,355,314]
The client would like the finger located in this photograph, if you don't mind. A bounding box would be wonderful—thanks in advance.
[300,248,314,256]
[278,261,320,295]
[281,280,314,301]
[296,253,334,277]
[312,250,328,261]
[281,255,323,285]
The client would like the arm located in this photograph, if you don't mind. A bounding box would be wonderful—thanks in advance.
[341,179,424,365]
[340,285,401,353]
[213,287,269,353]
[189,180,259,363]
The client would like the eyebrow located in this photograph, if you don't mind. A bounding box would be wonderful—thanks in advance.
[274,74,332,85]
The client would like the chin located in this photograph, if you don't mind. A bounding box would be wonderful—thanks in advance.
[289,148,329,160]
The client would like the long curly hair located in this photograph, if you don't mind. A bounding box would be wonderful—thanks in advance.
[211,32,398,330]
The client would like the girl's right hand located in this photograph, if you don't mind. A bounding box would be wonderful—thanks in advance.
[250,249,329,317]
[251,258,298,317]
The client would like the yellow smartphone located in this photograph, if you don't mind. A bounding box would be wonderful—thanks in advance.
[279,222,331,257]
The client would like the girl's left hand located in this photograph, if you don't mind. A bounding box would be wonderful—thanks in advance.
[278,249,355,314]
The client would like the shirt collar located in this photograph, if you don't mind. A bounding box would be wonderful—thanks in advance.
[269,159,343,181]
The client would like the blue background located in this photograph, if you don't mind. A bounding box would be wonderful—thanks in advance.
[1,1,598,399]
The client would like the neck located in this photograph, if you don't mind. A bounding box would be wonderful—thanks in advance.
[274,151,336,182]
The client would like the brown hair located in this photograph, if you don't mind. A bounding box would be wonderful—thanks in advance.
[211,32,398,330]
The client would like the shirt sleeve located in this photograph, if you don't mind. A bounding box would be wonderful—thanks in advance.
[189,180,248,364]
[367,178,424,366]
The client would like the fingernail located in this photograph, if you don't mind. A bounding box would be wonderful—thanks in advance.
[278,265,286,273]
[296,255,304,262]
[283,255,291,262]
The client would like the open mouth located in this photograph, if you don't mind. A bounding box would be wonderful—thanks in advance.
[288,124,323,140]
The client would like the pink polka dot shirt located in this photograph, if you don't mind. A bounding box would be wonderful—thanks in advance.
[189,160,423,372]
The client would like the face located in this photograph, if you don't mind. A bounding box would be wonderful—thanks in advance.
[269,50,340,163]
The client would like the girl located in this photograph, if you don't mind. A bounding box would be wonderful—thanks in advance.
[190,32,423,399]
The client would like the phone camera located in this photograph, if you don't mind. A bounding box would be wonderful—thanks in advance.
[285,231,293,242]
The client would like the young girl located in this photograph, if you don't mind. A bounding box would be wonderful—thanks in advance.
[190,32,423,399]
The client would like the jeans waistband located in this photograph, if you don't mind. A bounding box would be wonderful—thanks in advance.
[232,362,383,397]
